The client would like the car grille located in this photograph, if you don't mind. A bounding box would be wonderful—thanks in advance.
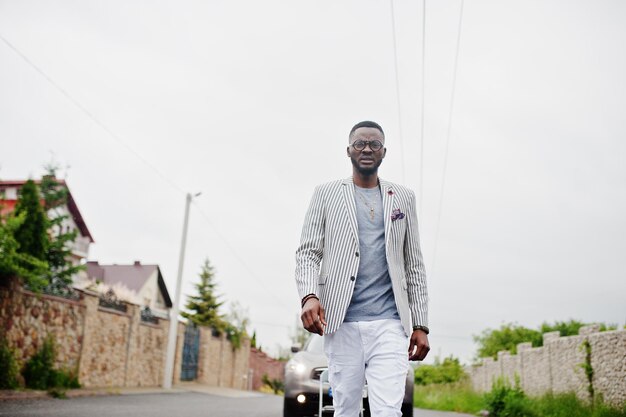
[311,367,328,380]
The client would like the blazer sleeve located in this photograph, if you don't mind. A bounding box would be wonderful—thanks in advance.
[404,189,429,327]
[295,185,326,300]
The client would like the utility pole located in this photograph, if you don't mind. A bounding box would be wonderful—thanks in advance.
[163,192,199,388]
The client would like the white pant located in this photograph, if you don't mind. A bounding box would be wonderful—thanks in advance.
[324,319,409,417]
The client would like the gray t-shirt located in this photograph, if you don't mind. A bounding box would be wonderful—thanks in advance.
[344,185,400,322]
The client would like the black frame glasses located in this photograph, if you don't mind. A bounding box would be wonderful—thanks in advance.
[351,140,384,152]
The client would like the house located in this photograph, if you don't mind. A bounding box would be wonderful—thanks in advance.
[1,178,172,317]
[86,261,173,318]
[0,178,94,266]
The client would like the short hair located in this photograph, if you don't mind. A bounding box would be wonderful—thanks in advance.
[349,121,385,140]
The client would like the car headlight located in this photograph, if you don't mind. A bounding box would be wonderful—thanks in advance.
[286,360,307,375]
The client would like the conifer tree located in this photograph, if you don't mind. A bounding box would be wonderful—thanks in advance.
[5,179,49,290]
[40,166,84,285]
[0,213,48,290]
[13,180,49,262]
[182,258,226,332]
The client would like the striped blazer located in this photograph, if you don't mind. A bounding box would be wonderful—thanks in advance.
[295,177,428,336]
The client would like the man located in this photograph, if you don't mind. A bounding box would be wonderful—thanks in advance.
[295,120,429,417]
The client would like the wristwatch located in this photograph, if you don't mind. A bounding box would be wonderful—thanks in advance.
[412,325,430,334]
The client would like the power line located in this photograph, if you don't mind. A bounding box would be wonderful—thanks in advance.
[0,33,186,196]
[253,321,292,329]
[430,0,465,273]
[432,333,472,341]
[389,0,406,184]
[0,34,305,334]
[191,201,296,314]
[1,31,299,324]
[419,0,426,214]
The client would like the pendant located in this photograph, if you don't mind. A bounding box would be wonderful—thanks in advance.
[370,208,374,220]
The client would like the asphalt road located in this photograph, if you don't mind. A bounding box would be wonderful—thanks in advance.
[0,391,474,417]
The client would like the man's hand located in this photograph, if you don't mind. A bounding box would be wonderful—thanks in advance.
[300,297,326,336]
[408,329,430,361]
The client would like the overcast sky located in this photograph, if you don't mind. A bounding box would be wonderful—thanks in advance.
[1,0,624,363]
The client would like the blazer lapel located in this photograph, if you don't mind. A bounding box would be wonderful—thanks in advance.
[341,177,359,244]
[380,179,394,245]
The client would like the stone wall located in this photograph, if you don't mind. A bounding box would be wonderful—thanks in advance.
[80,302,131,386]
[172,321,185,385]
[468,326,626,406]
[0,281,171,388]
[196,327,251,390]
[0,282,85,371]
[0,281,252,390]
[589,329,626,407]
[248,347,286,390]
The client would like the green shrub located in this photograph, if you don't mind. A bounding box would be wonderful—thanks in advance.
[0,337,20,389]
[225,323,245,349]
[484,377,534,417]
[474,324,543,359]
[47,387,67,399]
[414,356,465,385]
[413,380,485,414]
[262,373,284,395]
[21,335,78,390]
[412,379,626,417]
[474,321,618,361]
[580,339,594,400]
[530,392,590,417]
[530,392,626,417]
[49,368,81,389]
[22,336,56,389]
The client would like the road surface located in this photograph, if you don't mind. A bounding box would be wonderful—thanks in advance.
[0,389,475,417]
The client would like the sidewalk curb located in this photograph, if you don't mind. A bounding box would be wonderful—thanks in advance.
[0,387,177,401]
[0,390,49,402]
[0,384,259,401]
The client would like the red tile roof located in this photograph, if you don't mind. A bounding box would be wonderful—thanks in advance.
[0,179,94,242]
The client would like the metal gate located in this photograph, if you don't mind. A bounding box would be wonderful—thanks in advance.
[180,324,200,381]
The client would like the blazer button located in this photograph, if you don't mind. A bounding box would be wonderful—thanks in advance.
[355,252,359,257]
[350,276,355,281]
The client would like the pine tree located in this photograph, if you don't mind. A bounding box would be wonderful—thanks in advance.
[0,213,49,290]
[1,179,49,290]
[182,259,226,333]
[40,167,84,285]
[13,180,49,262]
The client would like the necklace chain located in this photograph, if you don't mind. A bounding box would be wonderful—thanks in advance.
[355,188,379,221]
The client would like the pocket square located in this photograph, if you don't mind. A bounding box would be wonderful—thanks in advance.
[391,208,405,221]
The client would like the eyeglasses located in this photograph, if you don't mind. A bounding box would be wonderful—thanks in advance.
[351,140,384,152]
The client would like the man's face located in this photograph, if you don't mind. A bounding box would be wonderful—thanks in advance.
[347,127,386,176]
